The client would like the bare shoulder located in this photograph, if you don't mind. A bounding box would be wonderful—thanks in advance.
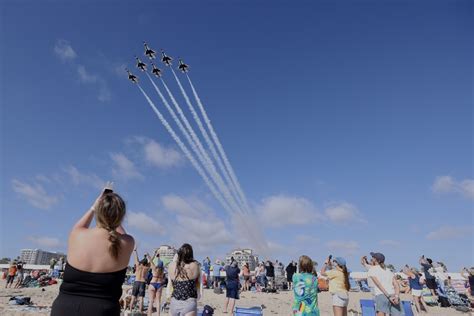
[120,234,135,254]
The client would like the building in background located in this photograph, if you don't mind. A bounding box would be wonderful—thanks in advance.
[155,245,177,267]
[20,249,66,265]
[226,248,259,271]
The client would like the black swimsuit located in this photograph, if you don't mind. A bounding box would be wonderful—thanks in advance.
[51,262,126,316]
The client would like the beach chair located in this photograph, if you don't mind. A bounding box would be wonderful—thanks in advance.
[349,277,360,291]
[360,299,375,316]
[402,300,414,316]
[235,306,263,315]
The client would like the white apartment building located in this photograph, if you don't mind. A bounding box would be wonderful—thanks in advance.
[226,248,259,271]
[20,249,66,265]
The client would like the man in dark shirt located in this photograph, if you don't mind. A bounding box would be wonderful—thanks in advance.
[265,261,275,289]
[420,256,437,296]
[224,261,240,313]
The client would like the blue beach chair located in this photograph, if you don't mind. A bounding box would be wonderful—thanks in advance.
[402,300,414,316]
[235,306,263,315]
[360,299,376,316]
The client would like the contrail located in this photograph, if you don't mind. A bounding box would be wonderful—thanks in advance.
[145,72,206,175]
[171,69,246,213]
[136,84,234,216]
[160,74,245,216]
[185,74,252,214]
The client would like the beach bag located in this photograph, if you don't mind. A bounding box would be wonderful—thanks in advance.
[213,287,223,294]
[438,296,450,307]
[317,277,329,291]
[203,305,214,315]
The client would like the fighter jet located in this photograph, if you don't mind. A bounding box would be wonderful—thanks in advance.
[151,62,162,78]
[135,56,147,71]
[161,50,173,66]
[126,69,138,83]
[178,58,189,73]
[143,42,156,59]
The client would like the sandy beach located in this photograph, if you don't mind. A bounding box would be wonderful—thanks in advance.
[0,281,470,315]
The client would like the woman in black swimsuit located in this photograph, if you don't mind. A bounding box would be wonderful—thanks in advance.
[168,243,200,316]
[51,185,135,316]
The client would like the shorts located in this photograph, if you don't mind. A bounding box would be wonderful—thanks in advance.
[374,294,404,315]
[332,292,349,307]
[132,281,146,297]
[6,275,15,284]
[226,282,240,299]
[426,278,437,290]
[170,297,197,316]
[411,289,422,297]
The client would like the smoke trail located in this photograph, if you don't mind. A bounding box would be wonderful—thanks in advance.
[145,72,206,173]
[171,69,246,212]
[136,84,234,216]
[185,74,252,214]
[160,75,245,216]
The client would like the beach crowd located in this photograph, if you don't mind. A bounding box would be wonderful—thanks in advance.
[2,187,473,316]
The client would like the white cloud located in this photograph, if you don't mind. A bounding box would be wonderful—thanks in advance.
[127,212,164,234]
[110,153,143,180]
[53,39,77,62]
[143,139,183,168]
[432,176,474,200]
[324,202,366,224]
[12,179,59,210]
[28,236,62,249]
[379,239,401,247]
[76,65,111,102]
[426,225,473,240]
[257,195,322,227]
[77,65,97,83]
[295,235,320,244]
[326,240,360,256]
[98,83,111,102]
[63,166,104,189]
[161,195,233,252]
[112,63,128,77]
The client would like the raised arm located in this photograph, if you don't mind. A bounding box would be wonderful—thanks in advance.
[419,256,427,265]
[403,265,414,278]
[133,248,139,266]
[320,256,331,277]
[460,268,468,279]
[147,253,156,269]
[72,208,95,230]
[361,256,371,270]
[72,187,109,230]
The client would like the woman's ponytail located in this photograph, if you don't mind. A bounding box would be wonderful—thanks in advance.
[108,228,121,260]
[342,265,350,291]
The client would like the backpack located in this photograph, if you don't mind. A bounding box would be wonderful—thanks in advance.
[438,296,450,307]
[203,305,214,315]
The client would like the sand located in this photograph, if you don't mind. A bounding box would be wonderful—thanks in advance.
[0,281,470,315]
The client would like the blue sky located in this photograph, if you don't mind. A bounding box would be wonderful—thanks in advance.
[1,0,472,270]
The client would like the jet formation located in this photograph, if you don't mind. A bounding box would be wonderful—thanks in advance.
[127,42,189,83]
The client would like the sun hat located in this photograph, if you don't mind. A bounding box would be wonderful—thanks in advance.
[333,257,346,266]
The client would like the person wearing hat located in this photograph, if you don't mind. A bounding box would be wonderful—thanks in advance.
[320,256,350,316]
[403,265,428,314]
[419,255,437,297]
[367,252,404,316]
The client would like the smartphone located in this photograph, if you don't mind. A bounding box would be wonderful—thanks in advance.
[103,181,114,194]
